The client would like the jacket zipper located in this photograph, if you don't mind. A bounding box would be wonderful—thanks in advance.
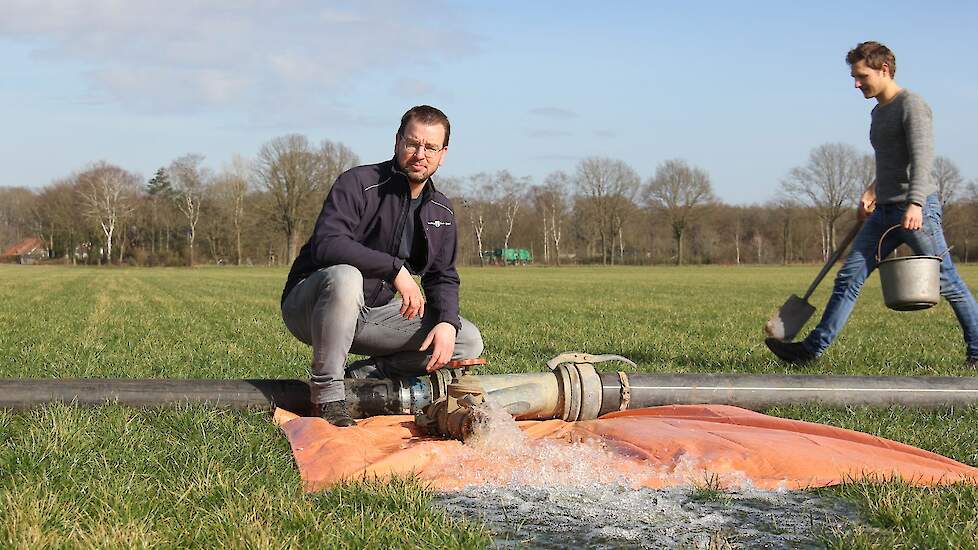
[419,202,433,275]
[369,185,411,305]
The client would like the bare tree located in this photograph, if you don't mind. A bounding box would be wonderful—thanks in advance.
[495,170,529,253]
[780,143,862,259]
[933,156,964,208]
[212,155,252,265]
[31,180,69,259]
[530,176,558,264]
[40,179,87,264]
[530,172,571,265]
[768,196,799,264]
[574,157,641,264]
[169,154,210,267]
[255,134,358,264]
[543,172,570,266]
[611,190,640,264]
[76,162,139,264]
[0,187,37,250]
[644,159,715,265]
[856,153,875,190]
[959,181,978,261]
[463,173,495,266]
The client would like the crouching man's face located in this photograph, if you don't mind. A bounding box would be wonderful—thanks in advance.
[395,120,447,184]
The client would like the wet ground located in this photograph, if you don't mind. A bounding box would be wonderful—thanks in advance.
[430,402,866,549]
[433,484,862,549]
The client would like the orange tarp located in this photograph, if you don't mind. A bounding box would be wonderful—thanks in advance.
[274,405,978,492]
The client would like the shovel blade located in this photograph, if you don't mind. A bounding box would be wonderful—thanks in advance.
[764,295,816,341]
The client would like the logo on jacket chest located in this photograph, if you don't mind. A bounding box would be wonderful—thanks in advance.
[427,220,452,228]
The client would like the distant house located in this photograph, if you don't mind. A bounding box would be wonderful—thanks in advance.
[1,237,49,264]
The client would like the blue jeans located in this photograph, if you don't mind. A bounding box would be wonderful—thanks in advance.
[803,194,978,360]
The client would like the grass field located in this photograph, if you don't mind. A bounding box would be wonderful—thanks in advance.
[2,264,978,548]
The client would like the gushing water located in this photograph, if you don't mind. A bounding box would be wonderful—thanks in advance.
[430,402,864,548]
[464,398,528,453]
[441,400,646,487]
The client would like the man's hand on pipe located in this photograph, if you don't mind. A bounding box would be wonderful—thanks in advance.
[421,322,457,373]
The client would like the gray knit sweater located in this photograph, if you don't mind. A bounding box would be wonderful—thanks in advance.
[870,89,935,206]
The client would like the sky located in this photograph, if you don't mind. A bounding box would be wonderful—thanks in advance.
[1,0,976,204]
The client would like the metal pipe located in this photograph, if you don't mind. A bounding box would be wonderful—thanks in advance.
[0,378,313,413]
[468,372,562,419]
[5,373,978,418]
[0,377,419,417]
[598,373,978,414]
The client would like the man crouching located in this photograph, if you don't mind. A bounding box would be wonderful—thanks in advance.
[281,105,484,426]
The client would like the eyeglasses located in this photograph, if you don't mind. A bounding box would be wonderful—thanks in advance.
[399,135,444,156]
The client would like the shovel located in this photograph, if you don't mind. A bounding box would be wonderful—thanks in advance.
[764,221,864,341]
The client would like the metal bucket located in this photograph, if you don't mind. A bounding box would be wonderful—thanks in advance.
[875,224,944,311]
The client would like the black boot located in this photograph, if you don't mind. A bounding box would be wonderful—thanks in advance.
[764,338,817,364]
[318,400,356,427]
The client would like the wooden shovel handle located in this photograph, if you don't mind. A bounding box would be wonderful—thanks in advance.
[802,221,864,300]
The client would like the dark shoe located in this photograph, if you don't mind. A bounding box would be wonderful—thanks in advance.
[764,338,818,364]
[318,400,356,427]
[968,358,978,369]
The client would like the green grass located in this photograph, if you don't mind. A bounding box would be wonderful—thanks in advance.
[2,263,978,548]
[688,472,733,505]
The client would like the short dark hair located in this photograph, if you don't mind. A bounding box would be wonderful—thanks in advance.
[397,105,451,147]
[846,41,896,77]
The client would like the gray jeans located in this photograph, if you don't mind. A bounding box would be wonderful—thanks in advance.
[281,265,484,404]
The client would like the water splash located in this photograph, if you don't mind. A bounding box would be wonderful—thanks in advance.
[438,401,752,489]
[431,404,864,548]
[464,399,528,453]
[444,400,647,487]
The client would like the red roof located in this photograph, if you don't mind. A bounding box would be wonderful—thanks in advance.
[1,237,47,257]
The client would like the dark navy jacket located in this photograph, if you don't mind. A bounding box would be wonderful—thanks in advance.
[282,159,461,331]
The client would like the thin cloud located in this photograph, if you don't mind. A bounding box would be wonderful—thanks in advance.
[529,107,579,119]
[526,129,573,138]
[392,78,437,98]
[527,153,583,162]
[0,0,480,120]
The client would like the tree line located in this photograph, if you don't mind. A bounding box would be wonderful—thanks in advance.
[2,136,975,267]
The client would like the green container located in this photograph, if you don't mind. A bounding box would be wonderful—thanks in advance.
[485,248,533,265]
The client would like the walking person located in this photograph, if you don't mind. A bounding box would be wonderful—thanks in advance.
[766,41,978,366]
[281,105,484,426]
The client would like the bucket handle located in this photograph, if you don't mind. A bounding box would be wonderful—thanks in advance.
[875,225,902,262]
[875,223,952,263]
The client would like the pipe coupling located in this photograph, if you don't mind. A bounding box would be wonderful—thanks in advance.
[553,362,603,421]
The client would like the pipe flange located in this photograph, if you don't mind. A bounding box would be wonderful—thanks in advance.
[397,379,413,414]
[557,362,572,420]
[408,377,432,415]
[575,362,602,420]
[563,363,582,422]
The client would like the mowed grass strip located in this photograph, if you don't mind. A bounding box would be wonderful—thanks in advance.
[0,404,489,548]
[2,263,978,548]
